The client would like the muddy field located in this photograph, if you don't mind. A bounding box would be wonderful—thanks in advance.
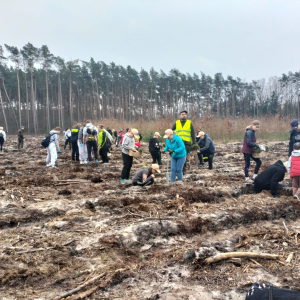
[0,136,299,300]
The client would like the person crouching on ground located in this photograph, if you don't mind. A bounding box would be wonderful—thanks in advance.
[120,128,139,183]
[288,142,300,201]
[132,164,161,187]
[0,126,6,151]
[149,132,162,165]
[241,120,262,181]
[196,131,215,170]
[163,129,187,182]
[254,160,287,198]
[46,127,61,168]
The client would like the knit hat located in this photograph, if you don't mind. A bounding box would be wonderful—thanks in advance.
[151,164,161,173]
[163,129,173,138]
[196,131,205,138]
[154,132,161,137]
[290,119,299,130]
[293,142,300,150]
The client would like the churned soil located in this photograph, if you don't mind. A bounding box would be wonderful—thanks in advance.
[0,136,299,300]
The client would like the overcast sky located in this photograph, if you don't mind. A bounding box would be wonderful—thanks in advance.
[1,0,300,81]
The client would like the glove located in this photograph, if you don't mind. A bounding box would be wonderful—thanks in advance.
[58,148,61,153]
[80,144,83,147]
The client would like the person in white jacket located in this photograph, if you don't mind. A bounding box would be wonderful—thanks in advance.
[77,124,88,164]
[0,126,6,151]
[46,127,61,168]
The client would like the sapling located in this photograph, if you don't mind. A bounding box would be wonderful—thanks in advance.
[189,144,200,152]
[138,148,143,154]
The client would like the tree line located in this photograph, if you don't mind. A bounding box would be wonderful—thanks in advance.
[0,42,299,133]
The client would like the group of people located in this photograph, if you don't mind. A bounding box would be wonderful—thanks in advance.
[2,112,300,200]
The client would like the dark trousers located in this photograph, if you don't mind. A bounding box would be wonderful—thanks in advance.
[86,141,98,162]
[150,151,162,165]
[243,153,261,177]
[72,141,79,161]
[121,152,133,179]
[183,142,191,169]
[0,138,4,151]
[100,147,109,163]
[17,139,23,149]
[64,138,71,150]
[198,152,214,169]
[133,177,154,186]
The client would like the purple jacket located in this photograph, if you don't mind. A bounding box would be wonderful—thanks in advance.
[241,129,258,154]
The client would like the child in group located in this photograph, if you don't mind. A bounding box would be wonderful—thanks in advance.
[241,120,262,181]
[288,142,300,201]
[289,119,300,157]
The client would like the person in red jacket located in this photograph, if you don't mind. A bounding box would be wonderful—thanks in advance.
[288,142,300,200]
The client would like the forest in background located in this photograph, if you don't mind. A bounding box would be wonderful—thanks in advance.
[0,43,299,135]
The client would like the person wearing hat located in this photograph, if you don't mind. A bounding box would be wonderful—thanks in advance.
[149,132,162,165]
[132,164,161,186]
[254,160,288,199]
[17,126,25,149]
[289,119,300,157]
[196,131,215,169]
[288,142,300,200]
[0,126,6,151]
[120,128,139,182]
[163,129,187,182]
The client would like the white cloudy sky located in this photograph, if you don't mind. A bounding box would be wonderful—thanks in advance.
[1,0,300,80]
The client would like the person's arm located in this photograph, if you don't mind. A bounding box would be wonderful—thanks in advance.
[171,123,176,131]
[122,136,136,151]
[190,123,196,144]
[3,132,6,141]
[200,139,210,153]
[173,137,185,154]
[270,170,285,196]
[288,156,292,174]
[289,132,294,156]
[164,140,169,152]
[54,133,59,147]
[246,131,259,148]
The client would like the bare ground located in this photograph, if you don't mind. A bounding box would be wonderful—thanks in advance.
[0,137,299,300]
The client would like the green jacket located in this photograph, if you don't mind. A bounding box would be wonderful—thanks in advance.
[98,129,107,148]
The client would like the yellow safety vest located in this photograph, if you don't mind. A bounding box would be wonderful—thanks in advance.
[175,120,192,142]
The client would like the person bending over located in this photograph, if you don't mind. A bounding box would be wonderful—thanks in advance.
[196,131,215,170]
[132,164,161,186]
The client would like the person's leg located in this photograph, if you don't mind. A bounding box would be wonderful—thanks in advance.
[251,155,262,175]
[46,147,51,165]
[295,177,300,195]
[17,139,20,149]
[176,156,187,181]
[0,138,3,151]
[86,142,92,162]
[103,148,109,163]
[21,140,23,149]
[243,153,251,178]
[83,144,88,162]
[170,156,177,182]
[183,142,190,170]
[93,141,98,160]
[121,153,130,179]
[208,154,214,170]
[69,138,72,150]
[150,152,156,164]
[50,145,57,167]
[78,140,83,161]
[99,148,105,162]
[64,139,68,150]
[292,177,299,195]
[126,156,133,179]
[158,151,162,165]
[75,142,79,161]
[71,142,76,161]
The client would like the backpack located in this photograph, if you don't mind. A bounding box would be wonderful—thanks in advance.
[41,133,55,148]
[0,132,3,138]
[246,283,300,300]
[86,126,97,141]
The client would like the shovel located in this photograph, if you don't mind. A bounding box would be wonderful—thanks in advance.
[166,152,170,183]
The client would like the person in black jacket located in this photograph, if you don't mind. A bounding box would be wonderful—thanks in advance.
[254,160,287,198]
[196,131,215,169]
[149,132,162,165]
[71,124,80,161]
[289,119,300,157]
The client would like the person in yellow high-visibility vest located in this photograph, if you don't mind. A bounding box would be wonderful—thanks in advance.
[172,110,196,152]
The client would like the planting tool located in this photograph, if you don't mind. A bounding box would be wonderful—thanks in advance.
[166,152,170,183]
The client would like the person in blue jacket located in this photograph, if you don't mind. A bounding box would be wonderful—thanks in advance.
[197,131,215,169]
[163,129,187,182]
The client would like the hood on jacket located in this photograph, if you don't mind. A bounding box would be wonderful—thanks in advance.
[86,123,93,128]
[50,130,58,134]
[291,150,300,157]
[274,160,286,172]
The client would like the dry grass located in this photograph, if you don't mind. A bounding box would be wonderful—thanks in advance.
[89,114,290,143]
